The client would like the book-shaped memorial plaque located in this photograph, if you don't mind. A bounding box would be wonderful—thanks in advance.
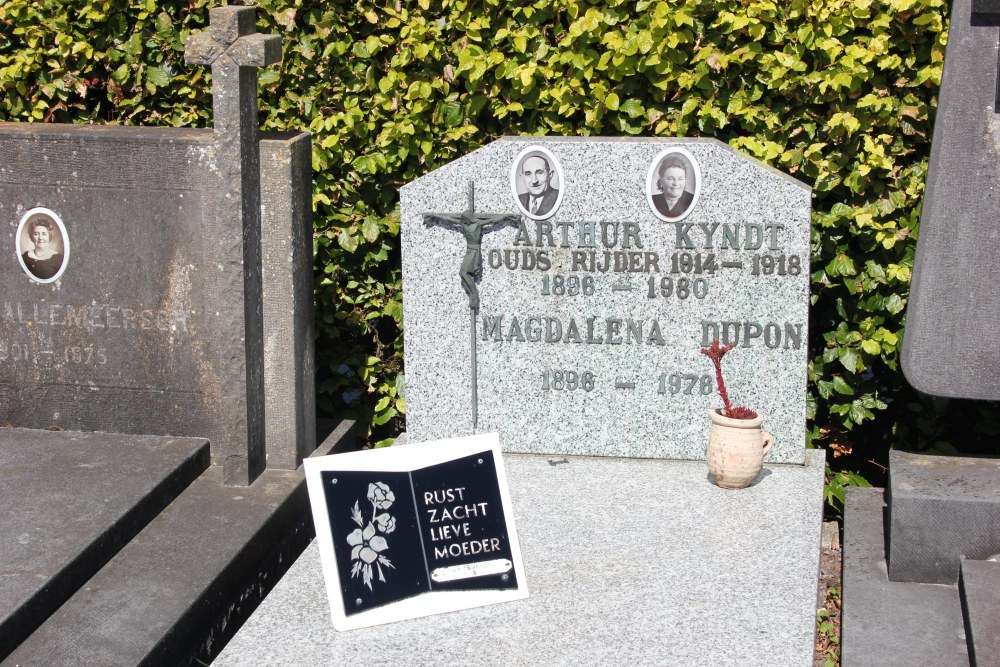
[304,433,527,630]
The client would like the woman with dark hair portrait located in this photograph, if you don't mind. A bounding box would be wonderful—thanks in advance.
[22,216,64,280]
[651,155,695,218]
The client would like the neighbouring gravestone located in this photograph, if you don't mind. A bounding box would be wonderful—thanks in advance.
[400,138,811,463]
[843,0,1000,646]
[0,6,315,484]
[304,433,526,630]
[902,0,1000,401]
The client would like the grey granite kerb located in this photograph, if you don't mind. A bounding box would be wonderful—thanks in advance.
[185,6,281,485]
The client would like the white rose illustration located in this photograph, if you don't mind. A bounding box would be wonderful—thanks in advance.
[348,483,396,589]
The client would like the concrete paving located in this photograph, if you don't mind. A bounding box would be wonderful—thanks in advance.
[3,465,305,667]
[0,428,209,659]
[842,486,969,667]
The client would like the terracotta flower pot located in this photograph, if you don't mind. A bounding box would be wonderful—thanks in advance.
[706,409,773,489]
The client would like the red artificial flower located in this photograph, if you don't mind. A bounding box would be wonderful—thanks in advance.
[700,339,758,420]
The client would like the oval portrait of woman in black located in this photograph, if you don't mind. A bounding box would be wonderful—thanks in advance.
[646,147,701,223]
[16,207,70,284]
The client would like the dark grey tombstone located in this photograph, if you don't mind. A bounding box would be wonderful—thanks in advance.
[887,450,1000,584]
[901,0,1000,400]
[260,132,316,469]
[0,6,314,484]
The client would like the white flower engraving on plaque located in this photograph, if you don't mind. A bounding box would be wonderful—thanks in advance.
[347,482,397,589]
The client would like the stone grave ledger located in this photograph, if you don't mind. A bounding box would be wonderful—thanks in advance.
[0,123,313,475]
[401,137,811,463]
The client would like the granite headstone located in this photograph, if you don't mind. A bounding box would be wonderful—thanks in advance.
[0,6,315,483]
[400,137,811,463]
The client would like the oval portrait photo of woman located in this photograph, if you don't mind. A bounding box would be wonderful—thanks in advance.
[646,147,701,223]
[510,145,565,221]
[16,207,70,284]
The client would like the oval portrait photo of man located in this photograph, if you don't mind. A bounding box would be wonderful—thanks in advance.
[16,207,70,284]
[510,145,564,220]
[646,147,701,223]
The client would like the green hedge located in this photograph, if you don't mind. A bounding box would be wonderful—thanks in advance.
[3,0,996,493]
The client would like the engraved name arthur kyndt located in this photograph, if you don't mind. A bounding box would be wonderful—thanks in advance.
[647,147,701,222]
[16,207,70,283]
[510,145,564,220]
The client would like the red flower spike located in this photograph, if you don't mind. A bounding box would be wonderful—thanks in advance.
[726,406,758,420]
[700,339,758,420]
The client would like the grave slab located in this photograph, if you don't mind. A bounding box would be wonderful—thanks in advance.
[216,450,825,666]
[887,450,1000,584]
[0,428,209,660]
[401,137,811,464]
[901,0,1000,400]
[841,487,969,667]
[959,559,1000,667]
[2,420,357,667]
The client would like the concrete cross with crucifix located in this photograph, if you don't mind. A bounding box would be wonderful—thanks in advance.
[183,6,281,485]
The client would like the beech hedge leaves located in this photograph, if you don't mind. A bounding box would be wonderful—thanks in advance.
[3,0,995,464]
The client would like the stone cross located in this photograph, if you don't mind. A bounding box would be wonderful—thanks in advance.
[185,7,281,136]
[184,6,281,485]
[423,183,519,430]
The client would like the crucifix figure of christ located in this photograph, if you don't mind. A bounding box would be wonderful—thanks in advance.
[423,182,520,430]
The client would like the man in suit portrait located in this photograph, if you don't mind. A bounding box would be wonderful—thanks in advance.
[517,154,560,217]
[651,155,695,218]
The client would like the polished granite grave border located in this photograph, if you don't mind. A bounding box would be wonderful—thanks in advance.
[217,449,825,666]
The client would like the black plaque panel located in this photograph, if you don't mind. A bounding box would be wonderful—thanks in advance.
[321,451,517,616]
[322,470,428,615]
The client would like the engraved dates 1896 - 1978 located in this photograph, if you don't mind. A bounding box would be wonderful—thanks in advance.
[538,369,718,396]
